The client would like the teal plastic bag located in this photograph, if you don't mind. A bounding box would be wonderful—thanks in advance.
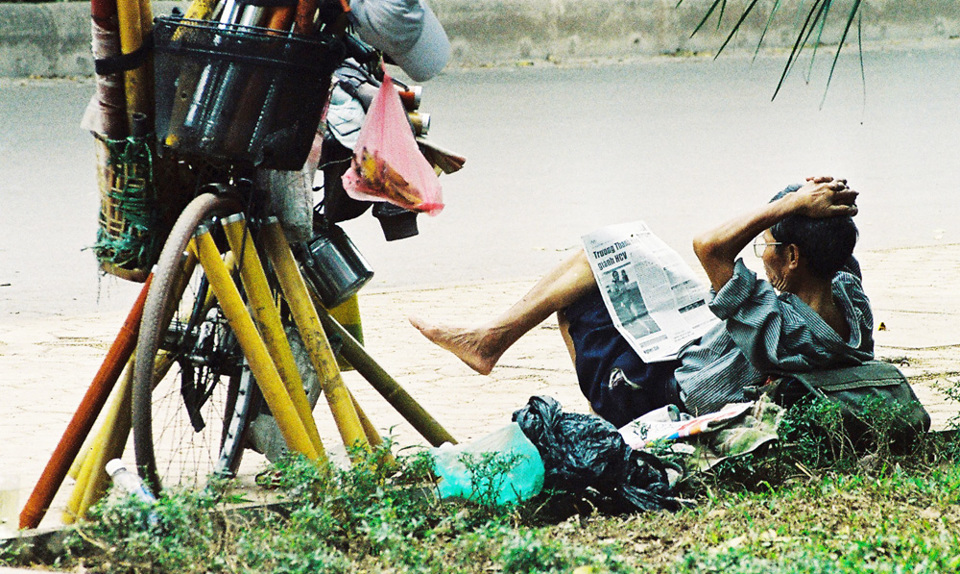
[431,423,544,506]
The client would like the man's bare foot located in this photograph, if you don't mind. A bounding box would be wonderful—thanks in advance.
[408,316,503,375]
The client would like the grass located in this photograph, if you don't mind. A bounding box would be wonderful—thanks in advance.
[3,399,960,573]
[673,466,960,573]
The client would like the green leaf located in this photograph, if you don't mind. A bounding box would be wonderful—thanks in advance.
[684,0,866,100]
[772,0,825,100]
[820,0,863,108]
[805,0,834,82]
[716,0,763,58]
[753,0,784,61]
[690,1,725,38]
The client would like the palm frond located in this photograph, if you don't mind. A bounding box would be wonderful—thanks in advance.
[716,0,727,31]
[690,1,725,38]
[857,9,865,98]
[716,0,763,58]
[753,0,784,61]
[805,0,834,82]
[772,0,826,99]
[683,0,865,100]
[820,0,863,107]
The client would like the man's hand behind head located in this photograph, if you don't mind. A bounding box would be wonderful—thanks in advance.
[795,176,859,218]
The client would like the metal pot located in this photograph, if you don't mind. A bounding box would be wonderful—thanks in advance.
[300,224,374,308]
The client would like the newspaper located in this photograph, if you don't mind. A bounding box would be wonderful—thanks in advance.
[581,221,720,362]
[618,402,755,450]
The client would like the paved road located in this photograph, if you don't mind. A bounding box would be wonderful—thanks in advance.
[1,44,959,321]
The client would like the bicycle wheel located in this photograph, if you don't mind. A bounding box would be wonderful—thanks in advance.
[132,192,251,492]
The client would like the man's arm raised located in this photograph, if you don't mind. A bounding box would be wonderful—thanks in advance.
[692,177,858,292]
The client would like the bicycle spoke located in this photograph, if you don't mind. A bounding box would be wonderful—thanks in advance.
[133,193,251,492]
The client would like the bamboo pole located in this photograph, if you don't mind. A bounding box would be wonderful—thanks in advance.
[193,228,321,461]
[66,351,179,521]
[89,0,127,138]
[220,215,325,457]
[263,5,295,31]
[311,295,457,447]
[59,249,199,521]
[260,219,368,452]
[327,294,363,371]
[294,0,320,34]
[63,360,135,524]
[135,0,154,126]
[115,0,149,131]
[20,276,152,530]
[62,438,98,525]
[67,429,98,480]
[348,394,380,446]
[179,0,218,24]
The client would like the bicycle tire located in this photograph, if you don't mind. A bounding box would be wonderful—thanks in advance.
[132,192,250,492]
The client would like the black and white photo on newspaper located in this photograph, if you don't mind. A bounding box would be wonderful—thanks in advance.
[581,221,720,362]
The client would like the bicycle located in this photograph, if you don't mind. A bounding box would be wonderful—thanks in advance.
[18,0,462,529]
[128,5,460,493]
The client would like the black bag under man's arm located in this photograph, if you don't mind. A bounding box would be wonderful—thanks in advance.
[762,360,931,450]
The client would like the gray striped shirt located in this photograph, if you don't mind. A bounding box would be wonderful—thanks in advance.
[674,259,874,415]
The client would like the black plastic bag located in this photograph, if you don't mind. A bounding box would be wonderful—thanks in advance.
[320,135,372,224]
[512,396,681,513]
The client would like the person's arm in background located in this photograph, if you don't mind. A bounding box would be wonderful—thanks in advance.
[692,176,859,292]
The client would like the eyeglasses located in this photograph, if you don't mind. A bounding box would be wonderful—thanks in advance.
[753,237,783,257]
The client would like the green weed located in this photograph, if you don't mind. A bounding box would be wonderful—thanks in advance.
[50,436,643,573]
[499,529,577,573]
[27,377,960,573]
[67,482,230,573]
[457,450,524,514]
[0,536,24,566]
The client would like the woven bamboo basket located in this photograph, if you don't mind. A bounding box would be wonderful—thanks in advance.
[93,134,206,282]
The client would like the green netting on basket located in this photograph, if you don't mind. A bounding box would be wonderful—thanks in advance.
[93,134,163,274]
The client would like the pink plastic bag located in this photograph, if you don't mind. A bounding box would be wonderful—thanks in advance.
[342,72,443,215]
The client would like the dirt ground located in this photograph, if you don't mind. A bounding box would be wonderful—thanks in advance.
[1,244,958,533]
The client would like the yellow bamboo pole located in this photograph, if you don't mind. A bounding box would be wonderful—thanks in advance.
[62,353,178,523]
[180,0,218,22]
[63,359,135,524]
[327,294,363,371]
[348,393,384,449]
[192,227,321,461]
[63,440,98,524]
[76,371,134,520]
[260,218,368,452]
[115,0,149,130]
[67,430,97,480]
[310,293,457,447]
[220,215,324,457]
[346,392,396,468]
[137,0,152,31]
[135,0,154,126]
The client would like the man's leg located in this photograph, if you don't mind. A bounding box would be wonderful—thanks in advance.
[409,250,597,375]
[556,309,577,367]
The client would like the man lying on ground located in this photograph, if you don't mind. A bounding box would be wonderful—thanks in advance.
[410,176,873,426]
